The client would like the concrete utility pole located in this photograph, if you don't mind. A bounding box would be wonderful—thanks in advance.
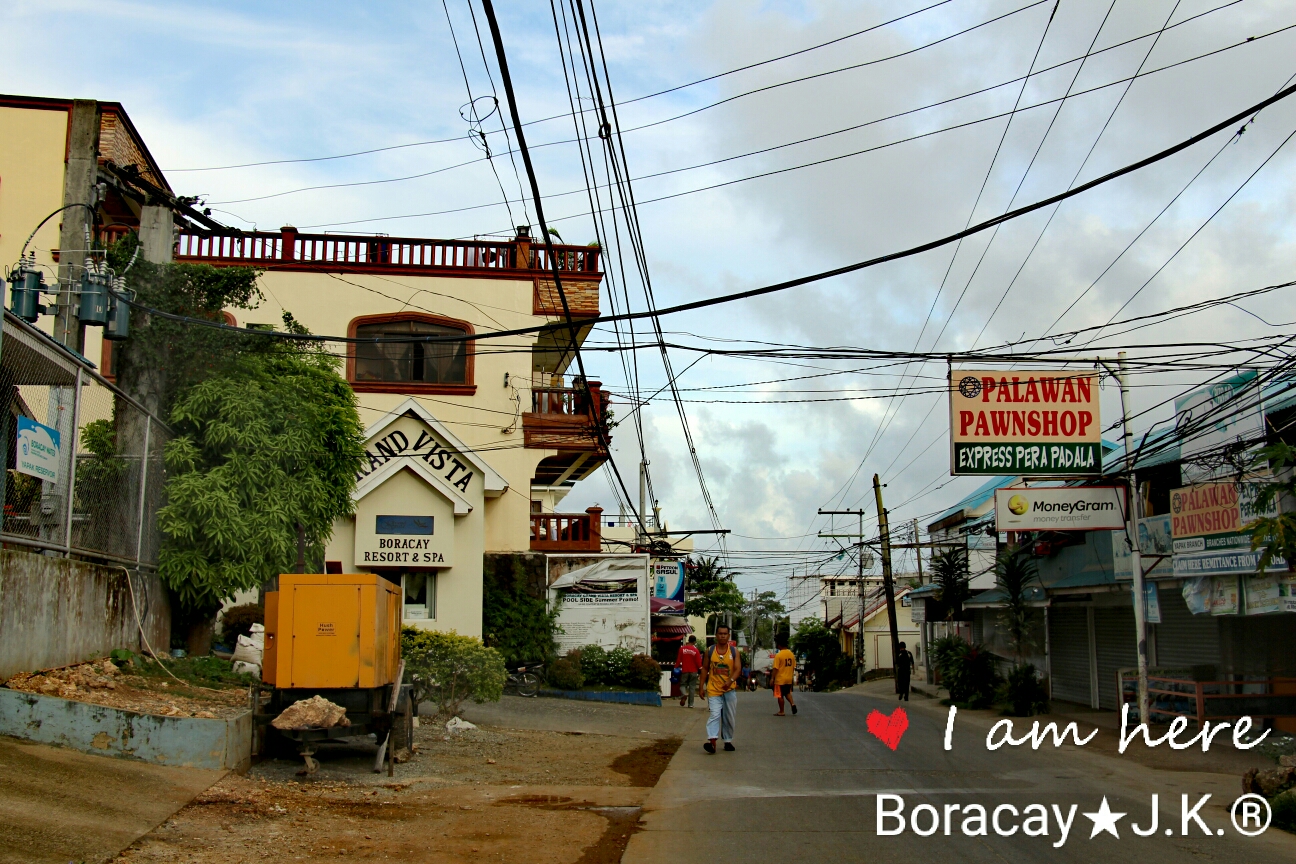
[914,517,932,684]
[819,507,866,682]
[1113,352,1150,725]
[55,99,101,353]
[873,474,901,672]
[638,459,649,543]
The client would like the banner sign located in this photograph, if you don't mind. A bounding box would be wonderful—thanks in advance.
[1112,514,1173,580]
[548,556,649,654]
[1169,480,1284,575]
[949,371,1102,475]
[16,416,61,483]
[651,559,685,604]
[994,486,1125,532]
[1174,371,1263,484]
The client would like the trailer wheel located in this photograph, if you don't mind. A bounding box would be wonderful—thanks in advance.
[389,690,414,759]
[263,727,298,761]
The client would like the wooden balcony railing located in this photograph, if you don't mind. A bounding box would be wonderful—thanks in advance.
[523,381,610,452]
[531,507,604,552]
[173,227,601,277]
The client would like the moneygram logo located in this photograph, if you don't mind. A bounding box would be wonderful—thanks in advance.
[876,793,1272,846]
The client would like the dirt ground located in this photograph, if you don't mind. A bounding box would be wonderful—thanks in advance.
[3,659,249,719]
[115,697,697,864]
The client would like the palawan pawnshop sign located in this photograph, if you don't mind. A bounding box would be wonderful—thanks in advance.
[949,371,1102,476]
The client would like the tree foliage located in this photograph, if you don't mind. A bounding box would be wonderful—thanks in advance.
[1249,442,1296,573]
[401,628,505,719]
[790,618,852,691]
[930,636,999,708]
[930,546,971,621]
[157,331,364,613]
[993,543,1040,662]
[684,556,745,619]
[482,556,562,664]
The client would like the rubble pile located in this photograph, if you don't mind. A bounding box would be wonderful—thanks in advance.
[4,658,120,697]
[272,695,351,730]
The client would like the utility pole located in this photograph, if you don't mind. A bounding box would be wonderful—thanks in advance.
[638,459,649,543]
[819,507,866,683]
[914,517,931,685]
[1109,352,1149,725]
[873,475,901,674]
[55,100,101,353]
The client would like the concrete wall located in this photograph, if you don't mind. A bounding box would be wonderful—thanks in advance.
[0,688,251,770]
[0,549,170,679]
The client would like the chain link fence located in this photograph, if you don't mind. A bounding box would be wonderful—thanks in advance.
[2,310,169,567]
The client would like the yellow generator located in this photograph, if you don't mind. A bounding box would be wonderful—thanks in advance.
[256,573,412,772]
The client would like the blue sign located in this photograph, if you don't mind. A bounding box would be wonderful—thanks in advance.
[652,560,685,602]
[376,515,433,535]
[16,416,60,483]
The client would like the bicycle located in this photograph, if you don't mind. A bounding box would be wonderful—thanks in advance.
[505,662,543,697]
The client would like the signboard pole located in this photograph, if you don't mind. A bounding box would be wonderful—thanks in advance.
[1115,352,1150,725]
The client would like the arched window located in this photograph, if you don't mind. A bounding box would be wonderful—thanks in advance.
[347,313,475,395]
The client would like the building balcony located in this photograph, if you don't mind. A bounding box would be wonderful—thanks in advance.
[171,227,601,317]
[531,507,603,553]
[523,380,611,453]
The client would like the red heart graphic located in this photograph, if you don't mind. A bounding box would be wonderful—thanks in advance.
[866,707,909,750]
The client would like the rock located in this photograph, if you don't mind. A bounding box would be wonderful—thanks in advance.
[101,659,119,675]
[445,716,476,733]
[194,710,218,719]
[1243,766,1296,798]
[272,695,351,730]
[1280,755,1296,769]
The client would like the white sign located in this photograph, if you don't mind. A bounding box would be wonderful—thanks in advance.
[1175,371,1263,484]
[994,486,1126,532]
[548,556,650,654]
[16,417,60,483]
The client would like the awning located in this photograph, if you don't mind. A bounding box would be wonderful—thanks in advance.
[651,597,684,614]
[652,622,692,637]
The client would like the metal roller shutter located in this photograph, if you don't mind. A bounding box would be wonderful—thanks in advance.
[1153,585,1221,670]
[1094,606,1138,710]
[1049,607,1091,706]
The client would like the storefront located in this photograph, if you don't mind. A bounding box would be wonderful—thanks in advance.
[323,398,507,637]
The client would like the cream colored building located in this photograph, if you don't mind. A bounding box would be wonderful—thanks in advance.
[2,95,614,639]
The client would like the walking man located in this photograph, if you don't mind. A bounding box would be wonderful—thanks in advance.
[895,641,915,701]
[675,635,703,707]
[700,624,741,753]
[772,637,797,715]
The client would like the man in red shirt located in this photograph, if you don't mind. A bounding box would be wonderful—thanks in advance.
[675,635,704,707]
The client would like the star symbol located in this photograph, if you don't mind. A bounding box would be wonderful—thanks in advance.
[1084,797,1127,839]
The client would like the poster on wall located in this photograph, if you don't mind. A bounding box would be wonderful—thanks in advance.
[547,555,649,654]
[1209,575,1241,616]
[1134,580,1162,624]
[1111,514,1173,580]
[949,371,1102,475]
[16,416,61,483]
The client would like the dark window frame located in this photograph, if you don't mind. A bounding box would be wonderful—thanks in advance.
[346,312,476,395]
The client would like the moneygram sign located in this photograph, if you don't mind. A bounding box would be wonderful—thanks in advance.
[994,486,1126,532]
[950,371,1102,475]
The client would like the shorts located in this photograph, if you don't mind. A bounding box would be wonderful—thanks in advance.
[775,684,795,699]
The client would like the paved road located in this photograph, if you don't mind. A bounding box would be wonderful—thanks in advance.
[623,686,1296,862]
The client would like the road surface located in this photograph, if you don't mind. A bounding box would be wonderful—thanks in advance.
[623,684,1295,862]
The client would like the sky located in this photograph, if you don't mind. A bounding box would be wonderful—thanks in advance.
[5,0,1295,600]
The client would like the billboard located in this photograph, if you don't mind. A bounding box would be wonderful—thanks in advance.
[547,555,650,654]
[949,371,1102,475]
[1168,480,1285,576]
[994,486,1126,532]
[1174,371,1263,484]
[1111,514,1174,580]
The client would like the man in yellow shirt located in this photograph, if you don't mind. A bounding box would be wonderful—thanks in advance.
[699,624,741,753]
[772,637,798,716]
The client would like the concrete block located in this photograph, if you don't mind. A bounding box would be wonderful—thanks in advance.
[0,688,251,770]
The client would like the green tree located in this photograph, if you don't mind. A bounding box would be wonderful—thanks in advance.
[744,590,786,649]
[930,546,971,621]
[993,543,1040,663]
[401,628,506,719]
[790,618,851,691]
[482,556,562,665]
[157,331,364,634]
[1249,442,1296,572]
[684,556,745,620]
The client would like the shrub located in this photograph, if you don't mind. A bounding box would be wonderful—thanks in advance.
[219,603,264,645]
[1273,789,1296,833]
[932,637,1000,708]
[579,645,610,684]
[482,555,562,665]
[627,654,662,691]
[998,663,1049,716]
[549,657,584,690]
[606,646,633,686]
[401,627,506,719]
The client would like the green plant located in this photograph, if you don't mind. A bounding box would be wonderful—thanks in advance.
[683,556,745,619]
[158,324,365,619]
[1249,443,1296,573]
[109,648,137,667]
[606,646,633,685]
[482,555,562,665]
[1273,789,1296,834]
[931,637,1000,707]
[994,544,1040,662]
[219,603,264,645]
[790,618,852,691]
[931,547,971,621]
[401,627,506,719]
[997,662,1049,716]
[627,654,662,691]
[549,657,584,690]
[132,654,256,689]
[579,645,610,684]
[4,470,39,515]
